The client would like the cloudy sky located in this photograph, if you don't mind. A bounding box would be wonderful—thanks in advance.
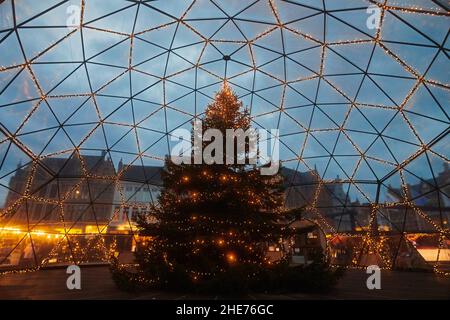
[0,0,449,206]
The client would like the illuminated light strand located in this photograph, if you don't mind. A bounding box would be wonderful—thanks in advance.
[0,0,449,276]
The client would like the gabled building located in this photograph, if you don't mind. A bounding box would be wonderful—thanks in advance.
[3,151,115,225]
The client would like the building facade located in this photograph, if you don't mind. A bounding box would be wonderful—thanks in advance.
[110,160,162,228]
[3,151,115,225]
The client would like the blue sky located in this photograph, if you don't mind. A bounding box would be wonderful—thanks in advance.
[0,0,449,207]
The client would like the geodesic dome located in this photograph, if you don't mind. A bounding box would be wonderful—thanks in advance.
[0,0,449,274]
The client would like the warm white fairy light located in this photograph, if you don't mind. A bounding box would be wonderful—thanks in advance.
[0,0,448,277]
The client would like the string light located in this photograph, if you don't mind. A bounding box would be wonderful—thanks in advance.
[0,0,448,278]
[226,252,237,264]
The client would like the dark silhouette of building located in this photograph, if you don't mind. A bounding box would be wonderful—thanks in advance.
[281,167,350,229]
[3,151,115,225]
[384,163,450,232]
[282,167,346,209]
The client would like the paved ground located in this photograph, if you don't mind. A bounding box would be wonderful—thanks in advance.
[0,266,448,300]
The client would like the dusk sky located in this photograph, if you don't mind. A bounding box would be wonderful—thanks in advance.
[0,0,449,206]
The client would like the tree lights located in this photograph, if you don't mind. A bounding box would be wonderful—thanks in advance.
[115,84,293,290]
[0,0,448,279]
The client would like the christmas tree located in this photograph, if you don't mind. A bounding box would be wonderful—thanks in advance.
[121,83,291,290]
[111,83,343,293]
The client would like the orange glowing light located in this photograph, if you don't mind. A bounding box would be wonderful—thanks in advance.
[226,252,237,263]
